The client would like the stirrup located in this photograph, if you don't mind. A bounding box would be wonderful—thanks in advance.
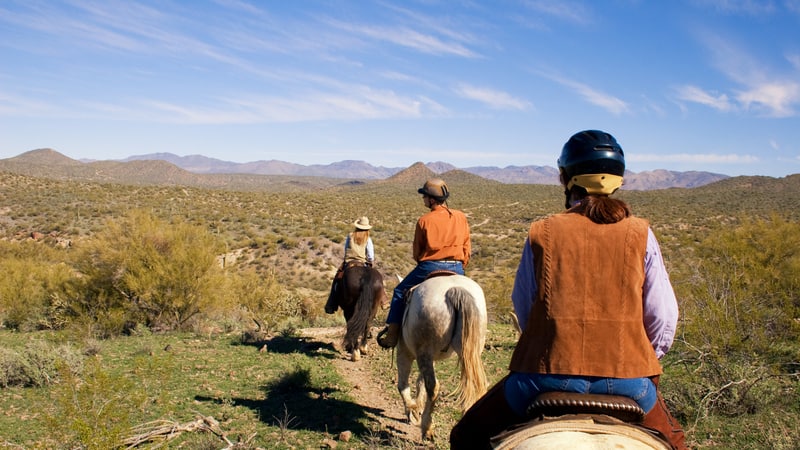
[376,326,394,349]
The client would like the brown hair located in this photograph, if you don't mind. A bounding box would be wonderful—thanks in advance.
[568,194,631,224]
[351,229,370,245]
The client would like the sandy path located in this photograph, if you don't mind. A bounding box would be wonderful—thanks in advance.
[299,326,435,448]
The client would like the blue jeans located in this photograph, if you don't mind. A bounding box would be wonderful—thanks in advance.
[385,260,464,324]
[504,372,658,416]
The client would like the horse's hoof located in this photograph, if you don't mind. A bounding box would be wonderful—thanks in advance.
[351,350,360,362]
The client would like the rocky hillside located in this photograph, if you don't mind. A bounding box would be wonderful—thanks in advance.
[2,148,736,191]
[122,151,730,189]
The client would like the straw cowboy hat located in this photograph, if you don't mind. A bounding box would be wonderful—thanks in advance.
[353,216,372,230]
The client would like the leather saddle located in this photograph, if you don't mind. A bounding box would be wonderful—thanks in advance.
[526,391,646,423]
[425,269,458,279]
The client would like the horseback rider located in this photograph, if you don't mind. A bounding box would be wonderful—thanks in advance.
[325,216,375,314]
[376,178,471,348]
[450,130,689,449]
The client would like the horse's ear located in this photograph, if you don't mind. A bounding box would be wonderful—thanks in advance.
[396,274,403,283]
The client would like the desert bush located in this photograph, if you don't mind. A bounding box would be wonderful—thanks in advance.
[47,356,147,449]
[668,214,800,423]
[0,241,75,331]
[0,339,83,388]
[67,210,227,336]
[676,214,800,357]
[230,268,302,333]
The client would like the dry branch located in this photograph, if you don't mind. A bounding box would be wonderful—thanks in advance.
[122,414,256,449]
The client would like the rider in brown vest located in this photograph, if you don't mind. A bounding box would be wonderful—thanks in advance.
[450,130,689,450]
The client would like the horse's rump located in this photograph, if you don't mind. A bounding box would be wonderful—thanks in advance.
[397,274,488,439]
[341,265,384,353]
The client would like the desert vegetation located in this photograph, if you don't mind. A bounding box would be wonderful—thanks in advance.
[1,169,799,448]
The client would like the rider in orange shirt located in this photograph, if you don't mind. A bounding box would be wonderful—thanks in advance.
[376,178,471,348]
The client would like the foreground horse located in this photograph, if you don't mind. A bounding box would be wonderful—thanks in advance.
[490,392,671,449]
[397,274,488,441]
[325,264,386,361]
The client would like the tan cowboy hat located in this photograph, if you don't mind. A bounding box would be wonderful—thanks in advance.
[353,216,372,230]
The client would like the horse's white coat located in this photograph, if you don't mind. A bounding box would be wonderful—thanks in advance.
[511,431,663,450]
[492,417,671,450]
[396,274,488,441]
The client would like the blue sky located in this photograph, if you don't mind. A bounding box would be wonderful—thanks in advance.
[1,1,799,177]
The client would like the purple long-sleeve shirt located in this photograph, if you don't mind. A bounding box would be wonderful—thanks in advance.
[511,228,678,359]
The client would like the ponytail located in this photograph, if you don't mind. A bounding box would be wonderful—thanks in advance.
[568,195,631,224]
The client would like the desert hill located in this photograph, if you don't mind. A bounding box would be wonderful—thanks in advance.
[0,148,745,191]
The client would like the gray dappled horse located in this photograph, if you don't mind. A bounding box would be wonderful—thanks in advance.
[396,273,488,441]
[325,263,386,361]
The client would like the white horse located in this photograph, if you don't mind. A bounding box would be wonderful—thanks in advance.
[491,392,672,449]
[396,273,488,441]
[491,417,671,449]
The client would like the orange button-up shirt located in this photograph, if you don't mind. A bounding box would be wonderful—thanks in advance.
[413,204,471,267]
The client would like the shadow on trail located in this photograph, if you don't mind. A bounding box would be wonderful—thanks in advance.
[236,333,339,359]
[201,367,384,435]
[197,334,404,443]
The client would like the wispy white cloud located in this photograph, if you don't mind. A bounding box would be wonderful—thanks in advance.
[521,0,592,24]
[536,72,630,115]
[133,85,448,124]
[789,53,800,71]
[454,84,531,110]
[691,0,778,15]
[324,19,479,58]
[787,0,800,14]
[0,91,61,116]
[674,85,734,111]
[736,81,800,117]
[382,3,483,46]
[687,31,800,117]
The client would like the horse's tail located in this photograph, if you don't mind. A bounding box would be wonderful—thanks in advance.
[344,269,379,346]
[448,286,488,412]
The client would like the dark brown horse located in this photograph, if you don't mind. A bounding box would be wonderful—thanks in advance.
[324,263,387,361]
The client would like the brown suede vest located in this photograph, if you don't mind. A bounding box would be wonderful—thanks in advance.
[508,213,662,378]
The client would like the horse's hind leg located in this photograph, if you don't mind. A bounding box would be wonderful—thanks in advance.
[358,324,371,356]
[351,331,369,362]
[417,353,439,441]
[397,345,421,425]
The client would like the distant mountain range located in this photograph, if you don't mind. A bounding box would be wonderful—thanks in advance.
[120,152,730,190]
[1,149,731,191]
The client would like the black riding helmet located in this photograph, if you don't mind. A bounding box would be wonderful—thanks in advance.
[557,130,625,179]
[558,130,626,207]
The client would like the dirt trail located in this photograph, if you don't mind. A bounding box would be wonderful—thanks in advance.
[299,326,431,447]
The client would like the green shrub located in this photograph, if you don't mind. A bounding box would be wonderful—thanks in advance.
[677,214,800,357]
[0,241,75,331]
[231,269,301,333]
[669,214,800,422]
[0,339,83,388]
[68,210,227,336]
[48,356,146,449]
